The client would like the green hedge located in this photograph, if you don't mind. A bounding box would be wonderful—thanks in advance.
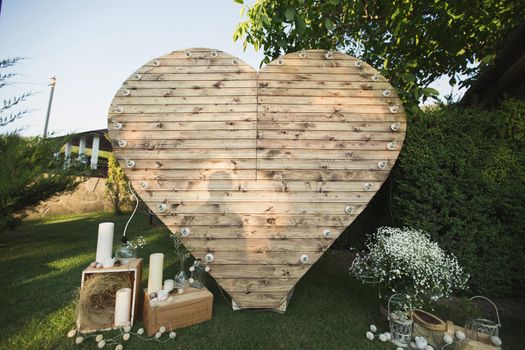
[391,98,525,296]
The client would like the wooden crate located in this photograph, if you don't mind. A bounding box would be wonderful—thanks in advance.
[142,287,213,336]
[77,259,143,333]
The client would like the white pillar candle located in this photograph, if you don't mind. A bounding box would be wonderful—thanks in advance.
[95,222,114,263]
[114,287,132,327]
[163,279,175,291]
[147,253,164,294]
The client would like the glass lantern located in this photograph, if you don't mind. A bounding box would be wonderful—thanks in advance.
[189,259,206,289]
[388,294,413,347]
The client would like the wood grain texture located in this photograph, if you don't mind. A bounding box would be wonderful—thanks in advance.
[108,48,406,310]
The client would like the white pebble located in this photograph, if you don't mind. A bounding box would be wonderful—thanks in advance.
[169,331,176,339]
[75,336,84,344]
[122,333,130,341]
[155,331,162,339]
[455,331,466,340]
[96,334,104,342]
[397,348,404,350]
[366,331,374,340]
[410,341,418,349]
[384,332,391,340]
[369,324,377,332]
[178,289,183,294]
[159,326,166,333]
[67,329,76,338]
[205,266,210,272]
[427,346,434,350]
[115,345,123,350]
[98,340,106,348]
[123,325,131,332]
[137,328,144,335]
[378,333,387,342]
[189,278,194,284]
[189,266,195,272]
[443,334,453,344]
[490,336,502,346]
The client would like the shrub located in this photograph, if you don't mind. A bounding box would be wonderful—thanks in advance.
[349,227,468,308]
[392,98,525,295]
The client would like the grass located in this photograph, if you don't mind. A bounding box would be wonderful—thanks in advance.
[0,212,523,349]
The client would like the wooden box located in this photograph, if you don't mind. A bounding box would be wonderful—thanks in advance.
[142,287,213,336]
[77,259,143,332]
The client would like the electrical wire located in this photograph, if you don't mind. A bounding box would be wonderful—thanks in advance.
[123,182,139,240]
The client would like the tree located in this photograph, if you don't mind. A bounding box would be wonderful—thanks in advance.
[233,0,524,109]
[105,153,131,215]
[1,58,31,127]
[0,58,79,231]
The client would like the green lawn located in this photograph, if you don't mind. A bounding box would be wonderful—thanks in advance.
[0,212,522,349]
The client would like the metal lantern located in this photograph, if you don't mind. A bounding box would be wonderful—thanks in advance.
[465,296,501,342]
[388,294,413,347]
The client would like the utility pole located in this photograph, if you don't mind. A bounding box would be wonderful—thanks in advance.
[43,76,56,138]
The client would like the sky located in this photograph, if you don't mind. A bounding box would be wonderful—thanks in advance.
[0,0,464,137]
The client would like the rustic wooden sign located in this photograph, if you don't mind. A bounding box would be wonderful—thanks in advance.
[108,48,406,312]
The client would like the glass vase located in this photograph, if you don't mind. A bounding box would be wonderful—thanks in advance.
[115,239,137,264]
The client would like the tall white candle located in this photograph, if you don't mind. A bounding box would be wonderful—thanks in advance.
[147,253,164,294]
[96,222,114,263]
[114,287,132,326]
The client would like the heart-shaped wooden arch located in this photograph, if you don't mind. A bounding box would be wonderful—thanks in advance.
[108,48,406,312]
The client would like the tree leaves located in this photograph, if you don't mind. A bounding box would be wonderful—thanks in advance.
[324,18,335,31]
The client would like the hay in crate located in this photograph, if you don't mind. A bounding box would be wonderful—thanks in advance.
[76,273,131,331]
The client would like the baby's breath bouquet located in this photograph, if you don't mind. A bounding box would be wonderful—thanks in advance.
[349,227,469,308]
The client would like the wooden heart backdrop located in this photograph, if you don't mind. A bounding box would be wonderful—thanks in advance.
[108,48,406,311]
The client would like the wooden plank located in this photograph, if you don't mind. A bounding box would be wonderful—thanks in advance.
[126,169,256,180]
[257,139,402,150]
[110,121,256,131]
[136,65,255,74]
[123,80,257,89]
[257,130,403,141]
[132,72,257,81]
[110,104,257,114]
[261,104,401,113]
[157,202,362,215]
[258,80,392,89]
[109,112,256,122]
[257,121,405,132]
[143,191,374,203]
[179,238,333,252]
[259,96,397,105]
[116,158,255,170]
[111,139,256,149]
[210,265,306,281]
[119,149,255,159]
[258,88,395,97]
[112,96,257,105]
[258,73,380,82]
[258,112,403,122]
[132,179,382,192]
[161,213,357,226]
[190,251,323,265]
[257,149,398,160]
[229,293,287,309]
[165,226,354,239]
[126,169,387,181]
[111,130,255,139]
[120,88,258,97]
[256,170,389,181]
[213,278,300,293]
[256,159,390,170]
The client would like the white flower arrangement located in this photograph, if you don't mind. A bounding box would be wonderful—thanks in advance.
[349,227,469,308]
